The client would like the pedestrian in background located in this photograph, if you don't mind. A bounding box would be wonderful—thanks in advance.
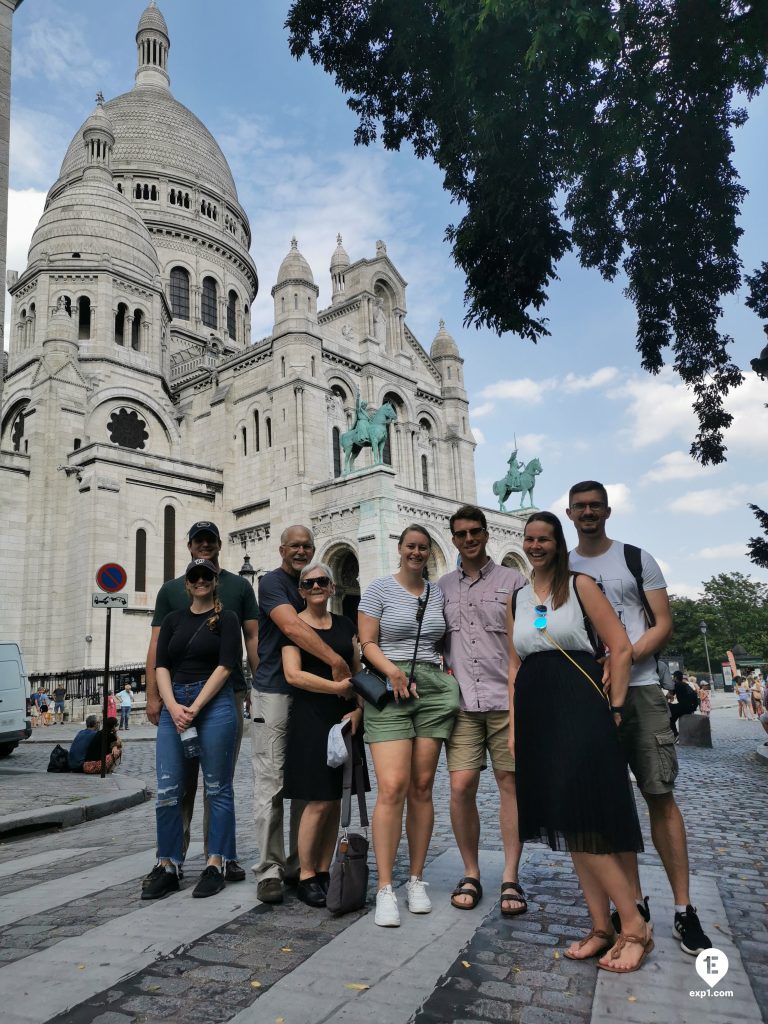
[82,717,122,774]
[736,678,754,720]
[117,683,133,730]
[52,683,67,725]
[698,683,711,716]
[358,524,459,928]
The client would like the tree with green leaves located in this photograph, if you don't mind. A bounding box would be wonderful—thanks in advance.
[287,0,768,464]
[667,571,768,669]
[745,262,768,568]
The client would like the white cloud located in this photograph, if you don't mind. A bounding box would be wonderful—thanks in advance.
[471,426,486,445]
[4,188,47,346]
[641,450,720,484]
[667,582,705,600]
[478,377,557,404]
[656,558,672,577]
[668,486,747,515]
[562,367,619,392]
[14,12,111,86]
[10,107,71,190]
[692,543,749,559]
[471,401,495,418]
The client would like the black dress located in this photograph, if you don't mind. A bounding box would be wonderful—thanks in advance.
[283,614,359,802]
[512,579,643,855]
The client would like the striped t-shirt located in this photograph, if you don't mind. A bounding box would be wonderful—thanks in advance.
[358,576,446,664]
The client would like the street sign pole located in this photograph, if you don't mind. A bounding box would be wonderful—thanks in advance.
[101,606,111,779]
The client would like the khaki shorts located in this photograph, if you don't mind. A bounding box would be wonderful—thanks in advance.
[618,684,678,795]
[364,661,460,744]
[446,709,515,773]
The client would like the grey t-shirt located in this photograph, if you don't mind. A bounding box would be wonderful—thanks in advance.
[569,541,667,687]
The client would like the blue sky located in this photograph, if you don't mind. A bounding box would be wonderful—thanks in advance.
[6,0,768,599]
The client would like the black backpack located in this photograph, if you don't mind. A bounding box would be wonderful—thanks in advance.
[47,744,70,773]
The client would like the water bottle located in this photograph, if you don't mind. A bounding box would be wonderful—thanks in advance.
[180,726,200,759]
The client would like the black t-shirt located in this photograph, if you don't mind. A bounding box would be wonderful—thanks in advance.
[254,568,303,695]
[156,608,242,685]
[674,680,699,712]
[293,615,356,707]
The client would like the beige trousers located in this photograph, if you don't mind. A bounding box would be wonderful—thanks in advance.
[181,689,244,859]
[249,690,303,883]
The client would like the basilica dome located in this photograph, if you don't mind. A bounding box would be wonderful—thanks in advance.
[55,88,238,203]
[28,174,160,283]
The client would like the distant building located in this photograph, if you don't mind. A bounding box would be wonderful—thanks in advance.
[0,2,527,672]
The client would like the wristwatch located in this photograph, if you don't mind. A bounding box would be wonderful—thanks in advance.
[610,705,624,716]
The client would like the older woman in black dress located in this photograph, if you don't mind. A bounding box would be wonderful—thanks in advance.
[282,562,362,908]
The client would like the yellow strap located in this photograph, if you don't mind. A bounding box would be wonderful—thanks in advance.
[539,628,608,702]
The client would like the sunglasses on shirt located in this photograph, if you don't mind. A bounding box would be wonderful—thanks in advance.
[299,576,331,591]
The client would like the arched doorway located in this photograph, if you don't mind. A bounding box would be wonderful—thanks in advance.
[502,550,529,578]
[324,544,360,624]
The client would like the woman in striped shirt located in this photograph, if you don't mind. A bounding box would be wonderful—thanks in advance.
[358,524,459,927]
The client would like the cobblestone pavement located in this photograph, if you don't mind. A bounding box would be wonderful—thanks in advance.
[0,703,765,1023]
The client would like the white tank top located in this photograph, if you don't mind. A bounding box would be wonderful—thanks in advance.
[512,577,594,660]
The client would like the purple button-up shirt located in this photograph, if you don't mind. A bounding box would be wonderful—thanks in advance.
[439,559,526,712]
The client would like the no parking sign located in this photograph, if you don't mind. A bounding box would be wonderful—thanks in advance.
[95,563,127,593]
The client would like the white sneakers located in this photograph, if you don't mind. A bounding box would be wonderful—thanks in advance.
[375,877,432,926]
[375,885,400,927]
[405,876,432,914]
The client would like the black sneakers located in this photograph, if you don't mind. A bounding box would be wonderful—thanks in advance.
[193,865,226,898]
[224,860,246,882]
[611,895,651,934]
[674,905,711,955]
[141,865,179,900]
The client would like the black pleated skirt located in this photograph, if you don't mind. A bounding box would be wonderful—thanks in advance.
[514,649,643,854]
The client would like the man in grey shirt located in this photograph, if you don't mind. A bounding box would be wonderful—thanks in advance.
[567,479,710,956]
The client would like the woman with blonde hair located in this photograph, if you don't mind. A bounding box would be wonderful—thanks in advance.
[282,562,363,908]
[358,524,459,927]
[143,558,242,900]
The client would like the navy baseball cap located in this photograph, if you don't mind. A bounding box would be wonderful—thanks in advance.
[185,558,219,579]
[188,521,221,542]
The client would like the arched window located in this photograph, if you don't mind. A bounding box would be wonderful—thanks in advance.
[114,303,127,345]
[135,528,146,592]
[150,185,158,201]
[77,297,91,340]
[281,356,285,378]
[142,184,149,200]
[421,454,429,492]
[183,193,190,209]
[163,506,176,582]
[135,183,142,199]
[266,416,272,448]
[311,356,316,377]
[169,267,190,320]
[333,426,341,478]
[201,277,217,328]
[227,290,238,340]
[62,295,72,316]
[169,188,176,205]
[381,392,404,467]
[131,309,143,351]
[254,411,260,452]
[241,426,247,456]
[116,182,123,193]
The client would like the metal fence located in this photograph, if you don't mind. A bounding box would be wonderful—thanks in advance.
[29,664,146,701]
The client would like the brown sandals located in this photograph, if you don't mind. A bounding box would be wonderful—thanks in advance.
[500,881,528,917]
[564,927,617,961]
[451,876,483,910]
[597,929,655,973]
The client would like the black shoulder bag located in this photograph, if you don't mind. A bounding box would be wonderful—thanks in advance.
[326,729,369,915]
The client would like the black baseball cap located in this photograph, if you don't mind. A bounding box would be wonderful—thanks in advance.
[185,558,219,579]
[188,521,221,542]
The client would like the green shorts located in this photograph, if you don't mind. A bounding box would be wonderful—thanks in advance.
[618,684,678,795]
[364,661,460,744]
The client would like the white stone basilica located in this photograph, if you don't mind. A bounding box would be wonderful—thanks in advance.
[0,2,527,673]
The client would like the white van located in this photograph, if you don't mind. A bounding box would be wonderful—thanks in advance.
[0,642,31,757]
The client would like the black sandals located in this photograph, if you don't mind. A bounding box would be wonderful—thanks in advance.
[450,876,483,910]
[500,881,528,916]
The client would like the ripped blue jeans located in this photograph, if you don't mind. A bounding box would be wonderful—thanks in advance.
[155,681,237,865]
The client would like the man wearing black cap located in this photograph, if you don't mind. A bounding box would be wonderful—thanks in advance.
[143,520,259,886]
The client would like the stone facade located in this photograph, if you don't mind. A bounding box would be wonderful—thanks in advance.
[0,2,526,673]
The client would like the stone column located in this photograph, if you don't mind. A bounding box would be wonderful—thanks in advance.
[0,0,24,360]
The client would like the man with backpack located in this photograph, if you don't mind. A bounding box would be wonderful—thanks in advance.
[566,480,711,956]
[669,670,700,738]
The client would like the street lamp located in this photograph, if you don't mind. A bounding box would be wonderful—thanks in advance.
[238,553,256,588]
[699,620,714,687]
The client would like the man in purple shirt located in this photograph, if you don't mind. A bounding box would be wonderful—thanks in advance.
[439,505,528,916]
